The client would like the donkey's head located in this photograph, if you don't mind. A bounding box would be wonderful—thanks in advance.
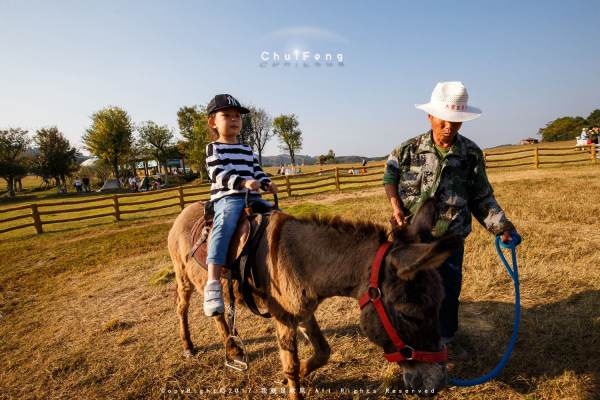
[359,198,461,393]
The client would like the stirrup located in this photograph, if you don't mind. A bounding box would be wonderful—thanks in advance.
[224,302,248,372]
[224,334,248,371]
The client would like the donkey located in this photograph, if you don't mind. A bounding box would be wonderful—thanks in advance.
[167,198,460,398]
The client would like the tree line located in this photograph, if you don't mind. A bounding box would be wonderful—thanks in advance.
[538,109,600,142]
[1,102,308,198]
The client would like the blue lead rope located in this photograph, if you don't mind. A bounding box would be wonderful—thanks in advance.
[449,232,522,387]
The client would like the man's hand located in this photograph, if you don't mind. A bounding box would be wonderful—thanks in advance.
[267,181,278,194]
[391,207,409,229]
[385,183,408,230]
[243,179,260,191]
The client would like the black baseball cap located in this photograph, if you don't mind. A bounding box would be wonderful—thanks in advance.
[206,94,250,115]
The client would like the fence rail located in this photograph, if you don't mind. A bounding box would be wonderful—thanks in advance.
[1,146,598,237]
[485,144,598,169]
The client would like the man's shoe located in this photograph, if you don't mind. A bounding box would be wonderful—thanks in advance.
[203,280,224,317]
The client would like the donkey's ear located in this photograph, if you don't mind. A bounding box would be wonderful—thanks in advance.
[404,198,438,243]
[389,235,460,280]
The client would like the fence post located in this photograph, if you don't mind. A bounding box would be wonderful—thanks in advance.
[112,195,121,222]
[533,147,539,168]
[334,167,341,192]
[30,204,43,234]
[591,144,597,164]
[285,176,292,197]
[178,186,185,210]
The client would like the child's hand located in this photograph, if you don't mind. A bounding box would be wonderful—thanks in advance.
[243,179,260,191]
[267,182,278,194]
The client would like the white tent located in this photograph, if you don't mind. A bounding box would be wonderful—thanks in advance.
[99,179,120,191]
[80,157,99,167]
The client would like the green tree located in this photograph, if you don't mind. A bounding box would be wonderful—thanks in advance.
[0,128,30,197]
[317,149,336,165]
[273,114,302,166]
[538,116,586,142]
[83,106,134,186]
[326,149,336,163]
[126,139,146,178]
[177,105,210,180]
[31,127,78,189]
[138,121,174,185]
[586,109,600,128]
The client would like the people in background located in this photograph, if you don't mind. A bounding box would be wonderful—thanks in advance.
[74,176,82,193]
[141,176,150,191]
[82,176,91,192]
[128,175,138,192]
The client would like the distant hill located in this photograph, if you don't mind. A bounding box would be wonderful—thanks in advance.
[24,147,90,164]
[261,154,386,166]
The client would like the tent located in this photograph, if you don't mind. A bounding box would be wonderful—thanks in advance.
[99,179,120,191]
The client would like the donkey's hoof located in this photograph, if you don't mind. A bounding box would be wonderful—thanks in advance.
[183,348,197,358]
[277,376,288,385]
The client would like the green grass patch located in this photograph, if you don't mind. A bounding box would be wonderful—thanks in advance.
[149,267,175,286]
[284,202,332,217]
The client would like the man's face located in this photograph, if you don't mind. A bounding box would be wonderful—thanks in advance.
[209,108,242,138]
[428,115,462,142]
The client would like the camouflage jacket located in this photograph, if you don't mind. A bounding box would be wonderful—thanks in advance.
[383,130,515,237]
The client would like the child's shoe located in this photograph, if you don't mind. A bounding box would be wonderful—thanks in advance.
[203,280,224,316]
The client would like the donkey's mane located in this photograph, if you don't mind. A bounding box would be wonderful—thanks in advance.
[294,213,389,243]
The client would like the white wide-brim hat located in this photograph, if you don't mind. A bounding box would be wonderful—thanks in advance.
[415,81,482,122]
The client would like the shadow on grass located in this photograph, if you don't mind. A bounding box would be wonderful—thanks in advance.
[450,290,599,395]
[307,292,599,395]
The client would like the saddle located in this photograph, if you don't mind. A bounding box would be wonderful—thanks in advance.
[189,198,275,317]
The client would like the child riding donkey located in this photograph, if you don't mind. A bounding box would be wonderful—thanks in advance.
[203,94,278,316]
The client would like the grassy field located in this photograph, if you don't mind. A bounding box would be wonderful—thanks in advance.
[0,164,599,399]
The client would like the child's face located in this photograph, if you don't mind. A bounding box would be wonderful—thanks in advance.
[209,108,242,139]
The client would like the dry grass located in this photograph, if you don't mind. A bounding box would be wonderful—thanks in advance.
[0,165,599,399]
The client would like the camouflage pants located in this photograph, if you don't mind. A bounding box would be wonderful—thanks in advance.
[437,239,465,338]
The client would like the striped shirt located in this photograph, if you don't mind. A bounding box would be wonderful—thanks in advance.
[205,142,272,201]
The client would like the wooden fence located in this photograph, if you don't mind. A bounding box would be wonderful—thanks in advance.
[0,163,385,236]
[1,145,598,237]
[485,144,598,169]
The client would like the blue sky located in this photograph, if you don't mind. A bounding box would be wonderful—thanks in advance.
[1,0,599,157]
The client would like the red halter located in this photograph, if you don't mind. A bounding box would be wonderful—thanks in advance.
[358,241,448,363]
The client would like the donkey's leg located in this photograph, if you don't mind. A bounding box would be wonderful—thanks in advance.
[211,312,245,362]
[298,314,331,378]
[274,319,302,399]
[176,276,195,357]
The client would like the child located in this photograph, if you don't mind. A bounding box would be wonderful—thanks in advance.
[203,94,278,316]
